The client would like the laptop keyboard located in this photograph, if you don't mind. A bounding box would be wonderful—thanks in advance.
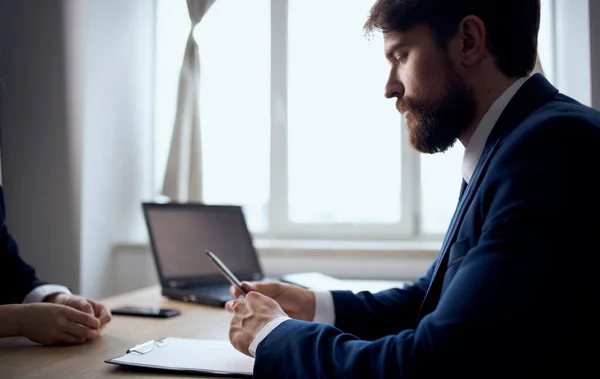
[188,284,232,299]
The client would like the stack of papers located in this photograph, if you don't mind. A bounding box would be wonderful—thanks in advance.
[282,272,405,293]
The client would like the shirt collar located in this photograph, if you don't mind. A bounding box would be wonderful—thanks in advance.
[461,76,529,183]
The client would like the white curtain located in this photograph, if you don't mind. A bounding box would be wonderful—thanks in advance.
[161,0,217,202]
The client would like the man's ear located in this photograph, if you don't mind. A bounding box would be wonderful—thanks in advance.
[456,15,487,68]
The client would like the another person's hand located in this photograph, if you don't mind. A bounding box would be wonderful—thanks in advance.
[225,291,288,356]
[230,281,316,321]
[15,303,102,345]
[45,293,112,328]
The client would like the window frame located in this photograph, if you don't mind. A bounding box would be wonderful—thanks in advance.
[263,0,420,241]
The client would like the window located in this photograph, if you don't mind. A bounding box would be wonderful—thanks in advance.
[154,0,556,240]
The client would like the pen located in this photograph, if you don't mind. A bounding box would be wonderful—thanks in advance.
[205,250,248,295]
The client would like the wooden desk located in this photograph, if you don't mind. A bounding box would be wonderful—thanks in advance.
[0,286,237,379]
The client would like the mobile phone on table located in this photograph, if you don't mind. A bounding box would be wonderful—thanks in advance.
[205,250,248,295]
[110,306,181,318]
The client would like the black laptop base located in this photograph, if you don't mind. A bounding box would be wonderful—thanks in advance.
[162,286,234,307]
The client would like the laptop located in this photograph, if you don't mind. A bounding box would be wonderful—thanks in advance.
[142,202,272,307]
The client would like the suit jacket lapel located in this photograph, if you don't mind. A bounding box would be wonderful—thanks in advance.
[416,74,559,321]
[416,140,500,319]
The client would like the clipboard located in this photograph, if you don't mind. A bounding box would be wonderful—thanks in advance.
[105,337,254,378]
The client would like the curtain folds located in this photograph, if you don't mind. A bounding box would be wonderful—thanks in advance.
[160,0,217,202]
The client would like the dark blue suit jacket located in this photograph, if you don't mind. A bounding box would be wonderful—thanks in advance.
[253,74,600,378]
[0,186,45,304]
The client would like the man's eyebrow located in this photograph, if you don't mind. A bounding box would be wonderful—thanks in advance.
[385,42,410,60]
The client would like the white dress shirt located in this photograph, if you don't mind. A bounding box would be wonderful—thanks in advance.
[248,76,530,357]
[461,76,529,182]
[23,284,72,303]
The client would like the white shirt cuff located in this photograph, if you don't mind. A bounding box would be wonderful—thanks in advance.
[248,315,290,357]
[23,284,72,304]
[312,290,335,325]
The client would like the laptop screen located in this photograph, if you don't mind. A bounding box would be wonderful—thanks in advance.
[143,204,263,285]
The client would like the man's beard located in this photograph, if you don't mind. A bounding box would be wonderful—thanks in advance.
[398,62,476,154]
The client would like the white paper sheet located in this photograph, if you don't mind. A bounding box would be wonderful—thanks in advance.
[106,337,254,377]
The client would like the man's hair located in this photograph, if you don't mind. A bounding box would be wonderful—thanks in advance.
[364,0,540,78]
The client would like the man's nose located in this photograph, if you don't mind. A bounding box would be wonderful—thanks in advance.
[385,73,404,99]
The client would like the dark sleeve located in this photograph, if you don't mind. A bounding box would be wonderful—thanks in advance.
[328,262,433,340]
[252,118,600,378]
[0,186,45,304]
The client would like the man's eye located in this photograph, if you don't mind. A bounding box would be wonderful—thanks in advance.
[396,53,408,62]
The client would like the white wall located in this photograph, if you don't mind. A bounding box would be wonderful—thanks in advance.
[0,0,83,292]
[0,0,155,299]
[80,0,154,298]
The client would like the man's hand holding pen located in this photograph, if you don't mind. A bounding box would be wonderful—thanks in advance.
[226,281,317,356]
[206,250,317,356]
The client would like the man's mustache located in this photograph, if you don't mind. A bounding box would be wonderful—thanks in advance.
[396,100,409,115]
[396,99,420,115]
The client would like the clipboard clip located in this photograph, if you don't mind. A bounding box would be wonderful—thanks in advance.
[127,338,167,354]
